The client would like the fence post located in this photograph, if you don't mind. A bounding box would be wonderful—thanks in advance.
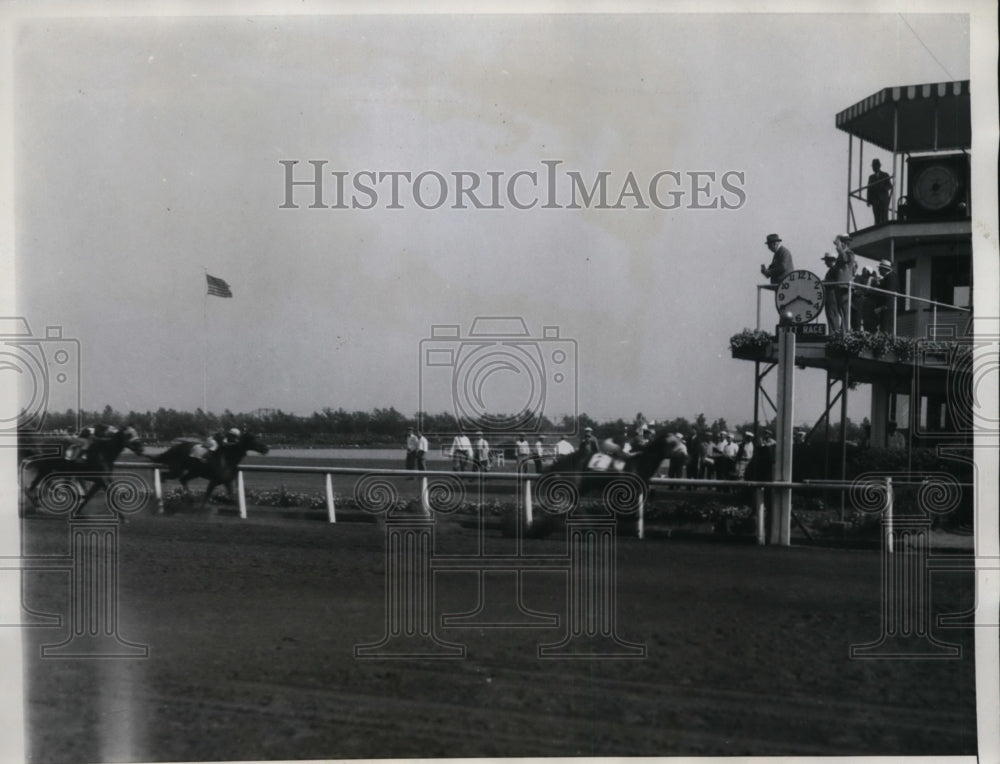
[237,470,247,519]
[153,468,164,514]
[754,487,766,545]
[420,476,431,517]
[325,473,336,523]
[885,476,894,554]
[523,479,533,530]
[637,490,644,540]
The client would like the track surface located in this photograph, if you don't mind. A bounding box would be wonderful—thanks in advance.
[19,494,977,762]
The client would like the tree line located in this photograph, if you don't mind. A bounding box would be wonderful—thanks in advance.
[30,405,868,447]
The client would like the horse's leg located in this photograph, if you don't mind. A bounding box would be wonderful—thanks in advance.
[77,477,104,512]
[201,482,218,513]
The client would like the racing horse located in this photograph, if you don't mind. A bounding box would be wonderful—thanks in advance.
[149,431,270,511]
[20,425,145,514]
[519,428,686,535]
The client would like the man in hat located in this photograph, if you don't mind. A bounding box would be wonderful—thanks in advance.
[579,426,600,457]
[472,431,491,471]
[761,234,793,285]
[405,426,419,473]
[866,158,892,225]
[449,431,473,471]
[736,431,755,478]
[874,259,899,333]
[821,251,851,334]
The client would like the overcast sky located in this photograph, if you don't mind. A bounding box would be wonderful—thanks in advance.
[7,7,987,429]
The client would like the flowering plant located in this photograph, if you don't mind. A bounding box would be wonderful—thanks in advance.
[729,328,774,353]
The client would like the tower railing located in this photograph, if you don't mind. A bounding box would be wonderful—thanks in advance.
[755,282,970,336]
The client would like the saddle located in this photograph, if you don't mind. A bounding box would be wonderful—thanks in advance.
[587,453,627,473]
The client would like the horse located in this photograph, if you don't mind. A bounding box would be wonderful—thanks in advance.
[20,425,145,513]
[518,429,686,535]
[149,431,269,511]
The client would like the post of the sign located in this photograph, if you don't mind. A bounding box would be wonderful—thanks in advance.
[773,325,795,546]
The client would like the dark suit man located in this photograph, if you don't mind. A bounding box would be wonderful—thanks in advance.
[874,259,899,332]
[867,159,892,225]
[761,233,793,284]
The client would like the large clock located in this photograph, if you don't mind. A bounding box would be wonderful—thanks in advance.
[906,154,968,219]
[913,164,960,211]
[775,270,824,324]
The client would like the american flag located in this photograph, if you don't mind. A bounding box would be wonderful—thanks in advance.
[206,274,233,298]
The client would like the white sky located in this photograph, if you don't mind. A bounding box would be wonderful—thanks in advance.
[5,6,988,430]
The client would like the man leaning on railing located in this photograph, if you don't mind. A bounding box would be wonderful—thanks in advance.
[873,259,899,333]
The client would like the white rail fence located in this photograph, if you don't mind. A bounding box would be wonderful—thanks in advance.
[117,461,943,549]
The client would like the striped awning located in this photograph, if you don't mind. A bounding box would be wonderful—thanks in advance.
[835,81,970,152]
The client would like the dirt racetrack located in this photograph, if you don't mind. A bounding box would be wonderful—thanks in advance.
[20,489,977,762]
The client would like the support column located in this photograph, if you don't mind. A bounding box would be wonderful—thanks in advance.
[771,325,795,545]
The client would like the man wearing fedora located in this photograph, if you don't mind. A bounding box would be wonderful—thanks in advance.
[874,258,899,332]
[867,158,893,225]
[821,252,847,333]
[761,233,793,285]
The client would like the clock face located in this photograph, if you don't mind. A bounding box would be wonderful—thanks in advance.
[914,165,960,211]
[775,270,825,324]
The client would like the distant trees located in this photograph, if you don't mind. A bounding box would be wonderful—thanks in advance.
[27,405,872,448]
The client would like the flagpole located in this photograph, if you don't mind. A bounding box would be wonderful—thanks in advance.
[203,267,208,415]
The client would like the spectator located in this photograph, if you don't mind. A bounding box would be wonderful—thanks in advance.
[472,431,490,471]
[450,431,473,471]
[514,434,532,473]
[736,431,755,479]
[874,259,899,333]
[821,252,846,334]
[887,421,906,450]
[761,233,793,285]
[405,427,419,472]
[416,431,428,471]
[533,435,546,473]
[854,267,878,331]
[866,158,892,225]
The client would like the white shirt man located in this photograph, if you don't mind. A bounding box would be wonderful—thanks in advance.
[722,433,739,459]
[450,433,473,471]
[416,432,429,470]
[555,437,575,456]
[473,433,490,470]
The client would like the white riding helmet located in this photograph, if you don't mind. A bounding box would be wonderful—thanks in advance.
[228,428,241,438]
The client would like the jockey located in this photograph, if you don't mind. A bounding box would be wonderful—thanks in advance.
[64,426,95,461]
[579,427,600,456]
[225,427,241,444]
[629,424,652,454]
